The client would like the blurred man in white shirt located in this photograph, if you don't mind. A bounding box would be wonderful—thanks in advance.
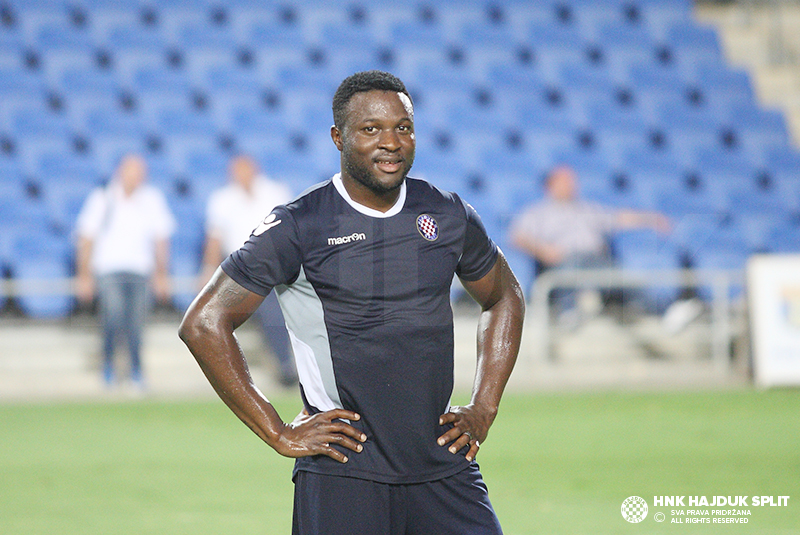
[201,155,297,386]
[76,154,175,388]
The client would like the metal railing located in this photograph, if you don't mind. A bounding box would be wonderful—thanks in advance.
[0,276,200,304]
[1,269,746,376]
[526,267,744,371]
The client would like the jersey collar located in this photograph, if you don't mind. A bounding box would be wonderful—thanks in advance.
[332,173,407,218]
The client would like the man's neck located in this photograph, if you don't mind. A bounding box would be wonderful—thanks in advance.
[340,174,402,213]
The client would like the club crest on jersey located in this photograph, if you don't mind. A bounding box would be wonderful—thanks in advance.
[416,214,439,241]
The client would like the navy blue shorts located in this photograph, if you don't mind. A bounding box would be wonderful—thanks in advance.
[292,465,503,535]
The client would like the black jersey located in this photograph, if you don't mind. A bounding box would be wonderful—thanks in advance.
[222,174,498,484]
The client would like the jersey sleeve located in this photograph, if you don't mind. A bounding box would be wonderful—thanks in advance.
[455,197,499,281]
[220,205,302,296]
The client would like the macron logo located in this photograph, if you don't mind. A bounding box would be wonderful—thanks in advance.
[253,213,282,236]
[327,232,366,245]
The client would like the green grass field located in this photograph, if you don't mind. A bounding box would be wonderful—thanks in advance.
[1,389,798,534]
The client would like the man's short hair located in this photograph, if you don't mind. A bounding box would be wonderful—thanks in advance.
[332,70,412,130]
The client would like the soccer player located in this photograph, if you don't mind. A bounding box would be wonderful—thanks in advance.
[179,70,524,534]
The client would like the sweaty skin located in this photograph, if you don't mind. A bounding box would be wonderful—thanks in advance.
[179,88,524,465]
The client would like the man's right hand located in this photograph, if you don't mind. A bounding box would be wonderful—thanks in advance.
[537,243,565,267]
[75,273,95,305]
[274,409,367,464]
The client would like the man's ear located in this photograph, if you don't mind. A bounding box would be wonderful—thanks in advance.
[331,125,344,151]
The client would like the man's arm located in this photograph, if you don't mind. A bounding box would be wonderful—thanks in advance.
[199,235,224,287]
[510,228,564,267]
[438,252,525,462]
[75,236,95,304]
[615,209,671,233]
[152,237,171,303]
[178,268,366,463]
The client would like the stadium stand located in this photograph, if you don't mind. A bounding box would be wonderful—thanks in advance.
[0,0,799,318]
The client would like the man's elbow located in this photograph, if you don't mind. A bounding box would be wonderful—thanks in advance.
[178,308,209,347]
[507,280,526,318]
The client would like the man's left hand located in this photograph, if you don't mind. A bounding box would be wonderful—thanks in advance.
[437,404,496,462]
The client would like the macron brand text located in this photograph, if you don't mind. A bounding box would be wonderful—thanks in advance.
[328,232,367,245]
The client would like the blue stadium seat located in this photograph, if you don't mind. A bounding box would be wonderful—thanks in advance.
[490,172,542,223]
[612,228,682,310]
[692,247,750,301]
[693,149,755,185]
[133,66,191,96]
[43,177,99,231]
[0,179,28,236]
[0,67,46,100]
[637,0,694,38]
[35,150,100,184]
[595,21,657,78]
[652,179,726,219]
[155,107,219,137]
[11,105,71,139]
[559,63,616,95]
[457,20,515,49]
[186,150,228,182]
[767,221,800,253]
[586,96,647,133]
[390,20,447,49]
[178,23,238,51]
[13,254,75,318]
[487,63,545,97]
[205,65,264,95]
[277,64,339,95]
[84,108,146,138]
[168,186,205,311]
[412,155,471,193]
[627,62,685,93]
[667,21,723,71]
[513,87,584,132]
[59,68,121,97]
[734,214,782,253]
[728,105,791,155]
[767,147,800,175]
[249,20,306,49]
[106,25,167,51]
[0,0,794,312]
[726,180,790,218]
[281,86,333,133]
[656,100,722,132]
[527,20,583,50]
[0,67,47,97]
[571,0,629,33]
[693,64,754,103]
[35,24,94,53]
[505,1,560,28]
[319,21,380,53]
[230,106,289,137]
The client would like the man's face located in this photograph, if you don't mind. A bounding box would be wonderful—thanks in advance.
[332,89,415,195]
[118,155,147,195]
[230,156,257,190]
[547,166,578,202]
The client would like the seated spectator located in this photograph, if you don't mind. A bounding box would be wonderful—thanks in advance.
[510,164,698,330]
